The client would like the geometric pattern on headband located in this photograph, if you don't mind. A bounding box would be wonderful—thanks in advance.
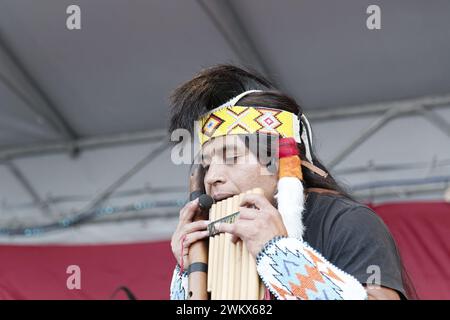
[198,106,301,146]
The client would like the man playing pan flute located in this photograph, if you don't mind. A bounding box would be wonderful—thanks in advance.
[168,65,414,300]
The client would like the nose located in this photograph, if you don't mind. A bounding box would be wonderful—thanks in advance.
[204,163,227,188]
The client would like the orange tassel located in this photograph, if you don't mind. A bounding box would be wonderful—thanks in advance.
[279,156,303,180]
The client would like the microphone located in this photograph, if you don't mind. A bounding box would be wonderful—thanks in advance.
[198,194,213,210]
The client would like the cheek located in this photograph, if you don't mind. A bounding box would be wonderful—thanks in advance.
[231,164,277,198]
[227,165,255,190]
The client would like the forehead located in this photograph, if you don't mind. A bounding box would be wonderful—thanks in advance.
[201,135,246,156]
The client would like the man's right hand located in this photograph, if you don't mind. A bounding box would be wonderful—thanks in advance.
[170,198,210,269]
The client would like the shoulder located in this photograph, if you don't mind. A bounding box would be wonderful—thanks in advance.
[308,192,391,241]
[312,193,398,257]
[309,192,383,225]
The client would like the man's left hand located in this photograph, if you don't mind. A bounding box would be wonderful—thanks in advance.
[217,193,288,257]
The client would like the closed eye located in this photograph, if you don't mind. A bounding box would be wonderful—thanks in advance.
[225,154,245,165]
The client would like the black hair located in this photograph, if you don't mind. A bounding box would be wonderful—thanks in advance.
[168,64,354,200]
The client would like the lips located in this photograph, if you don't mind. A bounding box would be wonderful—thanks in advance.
[212,193,235,202]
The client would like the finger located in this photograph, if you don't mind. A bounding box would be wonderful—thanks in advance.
[240,193,271,210]
[183,230,210,248]
[219,221,254,243]
[181,246,189,257]
[180,198,200,222]
[216,222,235,235]
[218,221,249,240]
[183,220,209,234]
[238,207,258,220]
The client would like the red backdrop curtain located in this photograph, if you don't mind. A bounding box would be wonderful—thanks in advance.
[0,200,449,299]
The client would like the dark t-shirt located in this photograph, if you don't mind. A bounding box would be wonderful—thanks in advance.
[302,191,406,298]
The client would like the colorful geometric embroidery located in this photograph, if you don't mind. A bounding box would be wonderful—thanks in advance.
[255,108,282,136]
[256,236,368,300]
[262,241,343,300]
[225,107,252,134]
[170,265,188,300]
[197,106,301,146]
[202,114,224,137]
